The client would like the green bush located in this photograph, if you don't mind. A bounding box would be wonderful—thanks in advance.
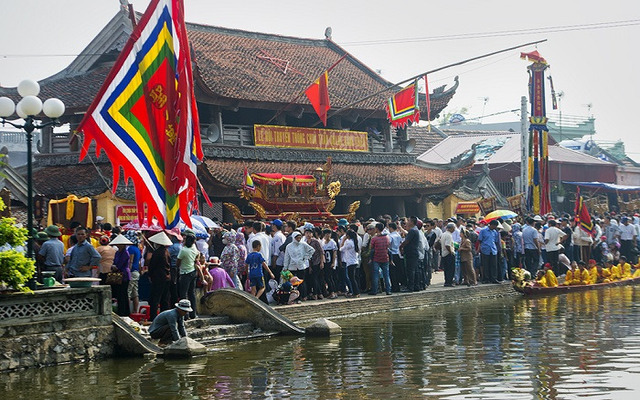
[0,250,35,292]
[0,199,35,292]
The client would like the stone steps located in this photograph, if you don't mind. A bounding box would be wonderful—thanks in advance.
[188,322,254,340]
[144,316,279,346]
[185,316,232,329]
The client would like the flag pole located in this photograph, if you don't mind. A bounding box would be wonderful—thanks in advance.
[326,39,547,121]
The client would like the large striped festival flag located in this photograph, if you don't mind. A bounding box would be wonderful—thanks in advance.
[77,0,202,228]
[522,50,551,215]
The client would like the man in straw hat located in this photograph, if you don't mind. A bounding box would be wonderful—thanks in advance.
[148,299,192,345]
[38,225,65,282]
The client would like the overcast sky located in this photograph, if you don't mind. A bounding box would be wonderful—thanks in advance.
[2,0,639,159]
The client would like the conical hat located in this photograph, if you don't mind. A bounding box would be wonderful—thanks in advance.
[110,234,133,246]
[149,232,172,246]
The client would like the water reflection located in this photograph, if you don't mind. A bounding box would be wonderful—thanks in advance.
[3,286,640,399]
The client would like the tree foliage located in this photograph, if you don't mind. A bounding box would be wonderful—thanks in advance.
[0,199,35,292]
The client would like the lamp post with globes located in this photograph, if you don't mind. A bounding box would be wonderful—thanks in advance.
[0,80,65,259]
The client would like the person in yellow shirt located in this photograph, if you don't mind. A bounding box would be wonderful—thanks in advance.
[633,268,640,278]
[545,267,558,287]
[588,260,598,284]
[562,261,578,285]
[610,261,622,281]
[573,261,591,285]
[535,270,549,287]
[617,256,633,279]
[600,263,612,283]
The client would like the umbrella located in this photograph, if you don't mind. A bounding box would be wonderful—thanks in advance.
[179,218,209,239]
[482,210,518,223]
[122,220,163,232]
[191,215,219,229]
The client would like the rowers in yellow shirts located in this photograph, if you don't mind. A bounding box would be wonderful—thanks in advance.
[587,259,598,284]
[600,263,612,283]
[610,261,622,281]
[541,263,558,287]
[562,261,578,285]
[573,261,591,285]
[617,256,633,279]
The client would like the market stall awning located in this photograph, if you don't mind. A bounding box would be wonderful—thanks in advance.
[563,181,640,192]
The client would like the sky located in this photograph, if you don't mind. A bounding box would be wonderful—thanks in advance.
[1,0,639,159]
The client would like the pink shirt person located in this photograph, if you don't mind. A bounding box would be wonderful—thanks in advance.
[207,257,236,291]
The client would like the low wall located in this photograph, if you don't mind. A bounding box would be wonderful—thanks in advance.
[0,286,115,371]
[275,283,517,326]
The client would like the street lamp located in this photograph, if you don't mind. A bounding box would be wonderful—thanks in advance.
[0,79,65,259]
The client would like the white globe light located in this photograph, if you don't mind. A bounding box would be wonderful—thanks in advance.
[18,95,43,116]
[17,80,40,97]
[16,102,27,119]
[0,97,15,117]
[43,98,65,118]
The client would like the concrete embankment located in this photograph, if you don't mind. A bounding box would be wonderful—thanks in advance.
[274,272,518,326]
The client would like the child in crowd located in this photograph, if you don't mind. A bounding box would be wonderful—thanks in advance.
[245,241,275,298]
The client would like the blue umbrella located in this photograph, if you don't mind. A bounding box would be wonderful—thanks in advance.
[179,218,209,239]
[191,215,219,229]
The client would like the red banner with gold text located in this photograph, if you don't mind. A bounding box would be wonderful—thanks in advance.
[254,125,368,152]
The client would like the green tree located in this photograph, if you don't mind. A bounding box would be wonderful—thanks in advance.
[0,187,35,292]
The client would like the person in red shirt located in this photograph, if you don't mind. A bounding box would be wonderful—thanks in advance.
[369,222,392,295]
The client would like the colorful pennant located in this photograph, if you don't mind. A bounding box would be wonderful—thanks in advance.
[386,80,420,129]
[574,187,594,236]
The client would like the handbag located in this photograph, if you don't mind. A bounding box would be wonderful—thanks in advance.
[105,272,123,285]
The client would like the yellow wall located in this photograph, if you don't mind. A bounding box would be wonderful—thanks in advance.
[426,202,444,219]
[93,191,136,225]
[428,194,482,220]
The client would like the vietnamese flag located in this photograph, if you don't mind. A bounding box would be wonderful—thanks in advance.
[305,71,330,126]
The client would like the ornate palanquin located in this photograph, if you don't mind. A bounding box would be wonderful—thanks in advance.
[225,158,359,225]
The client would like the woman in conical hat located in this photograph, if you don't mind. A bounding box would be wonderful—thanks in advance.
[110,234,133,317]
[147,231,172,320]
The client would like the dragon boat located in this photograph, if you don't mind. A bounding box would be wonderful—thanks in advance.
[513,276,640,296]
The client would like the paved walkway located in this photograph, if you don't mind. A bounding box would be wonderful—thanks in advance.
[271,271,515,326]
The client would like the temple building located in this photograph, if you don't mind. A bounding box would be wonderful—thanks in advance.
[0,8,469,226]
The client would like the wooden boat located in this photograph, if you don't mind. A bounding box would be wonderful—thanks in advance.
[514,276,640,296]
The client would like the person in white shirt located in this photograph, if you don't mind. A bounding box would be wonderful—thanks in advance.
[247,221,271,264]
[284,231,315,299]
[440,223,455,286]
[619,216,637,262]
[269,219,286,281]
[387,222,404,292]
[544,219,566,276]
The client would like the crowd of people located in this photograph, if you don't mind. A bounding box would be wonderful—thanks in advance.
[30,208,640,344]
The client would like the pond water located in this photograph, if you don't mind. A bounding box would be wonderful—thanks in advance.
[3,286,640,399]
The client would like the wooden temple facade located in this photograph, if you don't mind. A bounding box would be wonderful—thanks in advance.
[0,8,471,224]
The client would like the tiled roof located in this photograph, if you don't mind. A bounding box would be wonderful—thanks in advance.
[33,163,135,200]
[408,126,449,155]
[189,25,390,111]
[203,159,472,191]
[1,12,457,119]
